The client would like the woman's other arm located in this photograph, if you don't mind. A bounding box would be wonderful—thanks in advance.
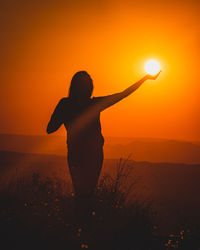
[46,98,65,134]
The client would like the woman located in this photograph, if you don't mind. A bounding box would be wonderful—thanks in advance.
[47,70,161,221]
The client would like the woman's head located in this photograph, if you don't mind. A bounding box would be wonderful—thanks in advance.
[69,71,93,99]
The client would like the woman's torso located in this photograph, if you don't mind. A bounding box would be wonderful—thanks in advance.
[61,97,104,150]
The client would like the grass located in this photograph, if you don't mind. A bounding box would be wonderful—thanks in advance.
[0,158,200,249]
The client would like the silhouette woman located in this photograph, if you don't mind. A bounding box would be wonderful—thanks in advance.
[47,70,160,222]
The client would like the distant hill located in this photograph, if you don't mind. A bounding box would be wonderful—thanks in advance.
[105,139,200,164]
[1,150,200,195]
[1,134,200,164]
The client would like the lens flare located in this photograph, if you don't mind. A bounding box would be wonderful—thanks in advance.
[145,59,160,75]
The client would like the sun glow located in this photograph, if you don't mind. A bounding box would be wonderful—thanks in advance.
[145,59,160,75]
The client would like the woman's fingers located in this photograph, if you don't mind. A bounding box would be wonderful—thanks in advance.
[145,71,161,80]
[152,70,162,80]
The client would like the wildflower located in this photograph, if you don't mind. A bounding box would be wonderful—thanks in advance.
[81,244,88,248]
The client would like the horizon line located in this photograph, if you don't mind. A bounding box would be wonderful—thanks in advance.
[0,132,199,143]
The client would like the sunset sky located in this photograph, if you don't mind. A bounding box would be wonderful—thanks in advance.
[1,0,200,141]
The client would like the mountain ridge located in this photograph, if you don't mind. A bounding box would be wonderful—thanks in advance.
[1,134,200,164]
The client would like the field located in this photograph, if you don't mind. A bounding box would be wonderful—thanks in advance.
[1,150,200,249]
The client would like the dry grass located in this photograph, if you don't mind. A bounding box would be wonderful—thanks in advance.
[0,158,199,249]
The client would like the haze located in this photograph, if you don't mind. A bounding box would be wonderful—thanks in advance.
[1,0,200,141]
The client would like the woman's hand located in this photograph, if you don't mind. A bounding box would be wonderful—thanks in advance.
[145,70,161,80]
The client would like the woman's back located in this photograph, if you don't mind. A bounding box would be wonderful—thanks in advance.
[54,97,104,149]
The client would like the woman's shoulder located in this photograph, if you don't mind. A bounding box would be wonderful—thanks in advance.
[56,97,70,108]
[59,97,69,104]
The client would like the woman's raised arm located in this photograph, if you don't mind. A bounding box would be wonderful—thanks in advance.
[96,71,161,112]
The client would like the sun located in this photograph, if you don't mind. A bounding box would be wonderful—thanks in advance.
[145,59,160,75]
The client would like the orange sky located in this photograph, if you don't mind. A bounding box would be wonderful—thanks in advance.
[1,0,200,141]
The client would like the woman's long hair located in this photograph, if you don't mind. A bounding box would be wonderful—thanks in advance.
[69,71,93,99]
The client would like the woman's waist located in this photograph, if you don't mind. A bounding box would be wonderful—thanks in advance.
[67,134,104,149]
